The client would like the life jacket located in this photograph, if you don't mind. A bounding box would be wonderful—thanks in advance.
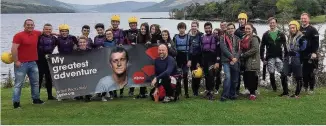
[38,34,56,54]
[174,34,190,52]
[189,33,202,54]
[93,35,105,48]
[125,29,138,44]
[289,34,306,57]
[57,35,75,54]
[201,34,216,52]
[103,39,116,47]
[112,28,124,44]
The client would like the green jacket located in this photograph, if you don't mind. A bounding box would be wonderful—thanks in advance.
[241,35,260,71]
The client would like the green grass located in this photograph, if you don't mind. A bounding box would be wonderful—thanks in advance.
[1,87,326,125]
[310,15,326,24]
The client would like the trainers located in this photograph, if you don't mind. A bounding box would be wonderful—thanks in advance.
[162,97,171,103]
[200,90,207,94]
[214,91,219,95]
[241,89,250,95]
[249,95,256,101]
[101,97,108,102]
[13,102,21,109]
[32,99,45,104]
[48,96,57,100]
[290,94,300,99]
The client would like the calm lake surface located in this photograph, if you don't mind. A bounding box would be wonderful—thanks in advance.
[1,12,326,81]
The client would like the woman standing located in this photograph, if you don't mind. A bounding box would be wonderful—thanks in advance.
[150,24,162,45]
[160,29,177,57]
[240,23,260,100]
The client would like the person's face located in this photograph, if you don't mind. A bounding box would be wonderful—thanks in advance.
[220,22,227,31]
[141,26,146,35]
[245,25,253,35]
[289,25,297,35]
[301,15,310,26]
[150,26,156,34]
[239,18,246,26]
[178,28,186,34]
[111,21,120,29]
[82,28,90,36]
[269,19,277,30]
[227,25,235,35]
[191,24,198,32]
[24,20,35,32]
[96,28,104,35]
[158,45,168,58]
[213,29,218,35]
[60,30,69,37]
[78,39,87,50]
[106,31,113,40]
[43,26,52,36]
[110,52,127,75]
[204,26,212,34]
[129,23,137,30]
[162,32,169,41]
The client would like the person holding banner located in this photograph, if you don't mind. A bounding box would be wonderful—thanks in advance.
[79,25,93,49]
[37,23,57,100]
[110,15,125,46]
[93,23,106,49]
[103,29,117,47]
[95,47,131,97]
[173,22,191,98]
[11,19,45,109]
[152,44,177,103]
[56,24,78,54]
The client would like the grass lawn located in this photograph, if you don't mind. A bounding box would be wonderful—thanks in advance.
[311,15,326,24]
[1,87,326,125]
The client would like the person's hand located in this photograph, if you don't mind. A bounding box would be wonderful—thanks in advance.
[311,53,317,59]
[119,44,123,47]
[167,43,171,48]
[151,77,157,87]
[145,42,151,45]
[187,60,191,68]
[131,42,136,46]
[214,63,219,69]
[14,61,21,67]
[153,88,158,96]
[232,58,237,63]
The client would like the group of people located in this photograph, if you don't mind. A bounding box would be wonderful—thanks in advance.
[10,12,319,108]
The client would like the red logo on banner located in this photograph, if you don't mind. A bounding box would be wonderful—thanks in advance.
[142,65,155,76]
[146,46,159,60]
[133,71,146,84]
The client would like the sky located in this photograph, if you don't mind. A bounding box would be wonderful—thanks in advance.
[56,0,164,5]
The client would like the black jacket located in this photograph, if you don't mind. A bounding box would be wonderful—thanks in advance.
[260,30,287,61]
[300,25,319,59]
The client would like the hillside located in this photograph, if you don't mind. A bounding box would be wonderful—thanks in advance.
[135,0,225,12]
[1,0,75,13]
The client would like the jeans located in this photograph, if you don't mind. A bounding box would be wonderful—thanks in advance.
[222,62,239,98]
[13,61,40,102]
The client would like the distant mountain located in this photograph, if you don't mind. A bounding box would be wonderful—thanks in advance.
[135,0,225,12]
[71,1,157,13]
[1,0,75,13]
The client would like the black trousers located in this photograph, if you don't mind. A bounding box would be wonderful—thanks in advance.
[190,53,202,95]
[243,71,258,95]
[202,51,216,92]
[237,59,247,93]
[36,54,53,98]
[156,77,173,97]
[269,73,277,91]
[214,68,222,91]
[176,52,189,95]
[302,60,316,90]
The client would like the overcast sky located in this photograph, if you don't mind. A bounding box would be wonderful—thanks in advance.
[57,0,164,5]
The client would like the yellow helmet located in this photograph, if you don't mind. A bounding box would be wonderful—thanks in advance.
[111,15,120,21]
[128,16,138,23]
[289,20,300,30]
[192,67,203,79]
[238,13,248,20]
[1,52,13,64]
[59,24,70,31]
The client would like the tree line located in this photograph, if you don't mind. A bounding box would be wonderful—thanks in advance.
[170,0,326,21]
[1,2,75,14]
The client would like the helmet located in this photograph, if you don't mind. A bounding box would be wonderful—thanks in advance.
[1,52,13,64]
[128,16,138,23]
[59,24,70,31]
[192,67,203,79]
[111,15,120,21]
[238,13,248,20]
[289,20,300,30]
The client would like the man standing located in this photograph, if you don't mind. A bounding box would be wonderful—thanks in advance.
[260,17,287,92]
[300,13,319,94]
[80,25,93,49]
[11,19,45,109]
[37,23,57,100]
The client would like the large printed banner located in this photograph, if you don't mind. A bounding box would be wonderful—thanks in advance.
[47,45,159,98]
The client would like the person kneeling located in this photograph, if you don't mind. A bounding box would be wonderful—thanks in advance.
[151,44,177,103]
